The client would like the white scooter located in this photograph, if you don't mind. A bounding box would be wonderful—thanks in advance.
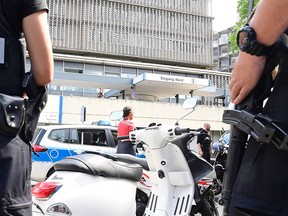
[32,97,214,216]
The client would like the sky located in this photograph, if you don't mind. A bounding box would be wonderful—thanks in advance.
[212,0,238,31]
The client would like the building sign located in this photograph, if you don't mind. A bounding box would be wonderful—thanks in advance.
[133,73,207,86]
[160,76,185,83]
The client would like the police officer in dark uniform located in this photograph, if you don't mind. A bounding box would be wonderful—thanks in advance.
[197,123,212,163]
[0,0,53,215]
[228,1,288,215]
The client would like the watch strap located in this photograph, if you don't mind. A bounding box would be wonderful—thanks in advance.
[238,25,276,57]
[247,39,275,56]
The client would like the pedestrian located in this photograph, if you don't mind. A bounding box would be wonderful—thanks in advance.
[197,123,212,163]
[97,88,104,98]
[0,0,53,215]
[116,106,136,156]
[228,0,288,215]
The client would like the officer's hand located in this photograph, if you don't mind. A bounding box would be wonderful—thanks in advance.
[229,52,266,105]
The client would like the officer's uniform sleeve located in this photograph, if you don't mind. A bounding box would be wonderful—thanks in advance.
[197,133,202,144]
[22,0,48,19]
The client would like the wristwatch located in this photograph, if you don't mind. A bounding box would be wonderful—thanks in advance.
[237,25,275,56]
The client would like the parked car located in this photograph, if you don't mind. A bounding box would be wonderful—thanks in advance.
[92,119,112,126]
[31,124,118,182]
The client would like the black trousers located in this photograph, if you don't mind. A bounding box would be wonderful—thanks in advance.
[202,150,211,164]
[0,134,32,216]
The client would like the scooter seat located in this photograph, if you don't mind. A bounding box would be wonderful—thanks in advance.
[54,154,143,182]
[115,153,149,170]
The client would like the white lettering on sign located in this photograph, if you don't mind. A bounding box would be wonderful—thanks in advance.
[160,76,184,83]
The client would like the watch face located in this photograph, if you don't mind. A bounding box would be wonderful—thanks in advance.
[237,26,256,51]
[238,31,250,48]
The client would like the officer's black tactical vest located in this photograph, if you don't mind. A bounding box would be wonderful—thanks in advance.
[0,2,25,96]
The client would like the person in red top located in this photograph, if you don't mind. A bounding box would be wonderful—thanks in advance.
[116,106,136,155]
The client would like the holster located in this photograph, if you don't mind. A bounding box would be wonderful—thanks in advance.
[0,73,47,141]
[22,73,48,142]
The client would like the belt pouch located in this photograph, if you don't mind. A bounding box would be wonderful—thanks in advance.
[0,93,25,136]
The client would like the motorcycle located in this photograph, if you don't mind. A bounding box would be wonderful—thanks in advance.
[211,131,230,206]
[212,130,229,182]
[32,97,218,216]
[212,130,229,161]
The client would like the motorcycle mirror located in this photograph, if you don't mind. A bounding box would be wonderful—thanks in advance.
[182,97,197,109]
[109,110,122,121]
[175,97,198,126]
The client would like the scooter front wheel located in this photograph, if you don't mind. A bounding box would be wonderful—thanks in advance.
[190,198,215,216]
[208,197,219,216]
[197,199,214,216]
[136,202,146,216]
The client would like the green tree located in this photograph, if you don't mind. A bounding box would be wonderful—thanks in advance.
[229,0,260,54]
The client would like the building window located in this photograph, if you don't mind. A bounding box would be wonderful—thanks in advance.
[105,65,121,77]
[220,45,228,55]
[219,34,228,45]
[85,64,103,75]
[64,62,84,73]
[122,67,137,78]
[138,69,152,75]
[154,70,170,75]
[54,61,63,73]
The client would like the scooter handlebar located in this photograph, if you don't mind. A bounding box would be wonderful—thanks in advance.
[174,127,191,135]
[174,127,202,136]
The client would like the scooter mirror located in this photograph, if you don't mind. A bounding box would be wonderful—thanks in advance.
[110,110,122,121]
[182,97,197,109]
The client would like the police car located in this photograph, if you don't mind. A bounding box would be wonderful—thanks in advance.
[31,124,118,182]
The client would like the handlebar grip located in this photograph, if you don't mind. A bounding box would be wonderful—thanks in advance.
[117,135,129,141]
[174,127,190,135]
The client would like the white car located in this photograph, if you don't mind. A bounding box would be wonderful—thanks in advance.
[31,124,118,182]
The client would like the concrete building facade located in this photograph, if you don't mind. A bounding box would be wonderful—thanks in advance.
[48,0,213,67]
